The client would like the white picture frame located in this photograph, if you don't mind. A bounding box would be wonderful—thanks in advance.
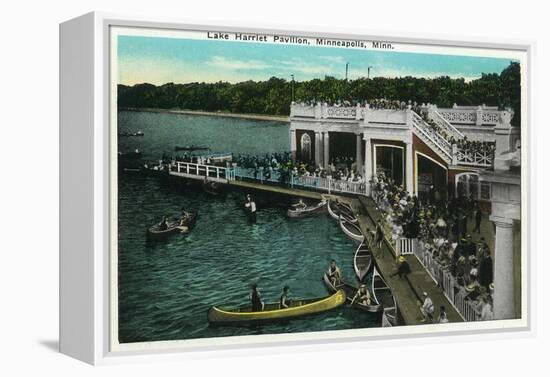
[60,11,533,365]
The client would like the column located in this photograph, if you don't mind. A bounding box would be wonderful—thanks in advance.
[314,131,322,168]
[405,141,414,195]
[323,131,330,169]
[290,129,297,162]
[355,133,363,174]
[490,216,515,320]
[364,136,372,195]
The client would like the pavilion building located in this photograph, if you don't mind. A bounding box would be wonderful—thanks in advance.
[289,101,521,320]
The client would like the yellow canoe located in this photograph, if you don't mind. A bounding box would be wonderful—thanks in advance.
[207,289,346,324]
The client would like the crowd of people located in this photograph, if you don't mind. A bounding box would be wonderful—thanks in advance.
[232,152,366,188]
[455,137,496,156]
[371,172,494,321]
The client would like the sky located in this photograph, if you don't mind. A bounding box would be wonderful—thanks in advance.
[117,35,515,86]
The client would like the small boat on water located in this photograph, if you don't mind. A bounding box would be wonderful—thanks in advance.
[323,273,382,313]
[174,145,210,152]
[339,216,365,243]
[207,289,346,325]
[287,200,327,218]
[354,241,373,282]
[327,200,358,223]
[372,267,398,326]
[118,130,144,137]
[118,150,142,160]
[147,212,198,240]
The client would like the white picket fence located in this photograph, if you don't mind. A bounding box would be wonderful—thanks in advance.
[412,241,481,322]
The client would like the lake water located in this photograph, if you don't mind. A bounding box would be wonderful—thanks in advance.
[117,110,379,343]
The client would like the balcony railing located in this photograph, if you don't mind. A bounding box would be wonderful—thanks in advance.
[453,147,494,167]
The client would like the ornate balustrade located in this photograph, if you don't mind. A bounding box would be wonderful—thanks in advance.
[437,105,503,126]
[453,146,495,167]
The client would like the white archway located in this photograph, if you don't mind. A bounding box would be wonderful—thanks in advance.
[455,172,491,201]
[300,133,312,161]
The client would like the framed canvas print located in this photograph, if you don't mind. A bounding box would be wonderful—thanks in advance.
[59,12,532,365]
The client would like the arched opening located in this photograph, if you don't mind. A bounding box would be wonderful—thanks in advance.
[455,172,491,201]
[374,145,404,186]
[416,152,447,203]
[300,133,312,162]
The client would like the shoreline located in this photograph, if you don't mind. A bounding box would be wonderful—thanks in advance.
[120,107,289,123]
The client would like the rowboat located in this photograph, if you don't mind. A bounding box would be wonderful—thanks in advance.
[287,200,327,218]
[372,267,398,326]
[174,145,210,151]
[327,200,358,223]
[147,212,197,240]
[207,289,346,324]
[323,273,382,313]
[354,241,373,282]
[339,216,365,243]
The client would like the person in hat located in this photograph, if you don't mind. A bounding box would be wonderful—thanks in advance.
[375,219,385,250]
[350,284,372,306]
[244,194,257,223]
[391,255,411,279]
[249,283,264,312]
[479,246,493,289]
[474,204,483,233]
[279,286,291,309]
[437,306,449,324]
[158,215,169,231]
[479,294,494,321]
[465,234,476,257]
[420,292,434,323]
[327,260,342,286]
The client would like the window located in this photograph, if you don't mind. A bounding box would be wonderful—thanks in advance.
[455,172,490,201]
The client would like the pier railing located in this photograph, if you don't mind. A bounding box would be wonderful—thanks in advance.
[413,241,482,322]
[231,166,367,195]
[172,161,235,181]
[396,237,417,255]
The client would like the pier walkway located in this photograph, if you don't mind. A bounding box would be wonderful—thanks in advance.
[166,160,464,325]
[351,196,464,324]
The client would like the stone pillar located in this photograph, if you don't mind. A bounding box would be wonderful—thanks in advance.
[405,141,414,195]
[290,129,297,162]
[476,106,484,126]
[323,131,330,169]
[364,136,372,195]
[355,133,363,174]
[491,216,515,320]
[314,131,322,168]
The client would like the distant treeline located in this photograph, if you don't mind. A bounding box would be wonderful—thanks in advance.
[118,61,521,126]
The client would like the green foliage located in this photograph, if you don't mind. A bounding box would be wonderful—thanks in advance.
[118,62,521,126]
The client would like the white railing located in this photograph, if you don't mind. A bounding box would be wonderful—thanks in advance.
[427,107,464,139]
[325,106,357,119]
[437,106,502,126]
[172,161,235,181]
[413,242,483,322]
[411,112,453,161]
[396,237,417,255]
[290,174,367,195]
[231,166,367,195]
[454,147,494,167]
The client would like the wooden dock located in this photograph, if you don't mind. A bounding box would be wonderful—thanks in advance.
[351,196,464,325]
